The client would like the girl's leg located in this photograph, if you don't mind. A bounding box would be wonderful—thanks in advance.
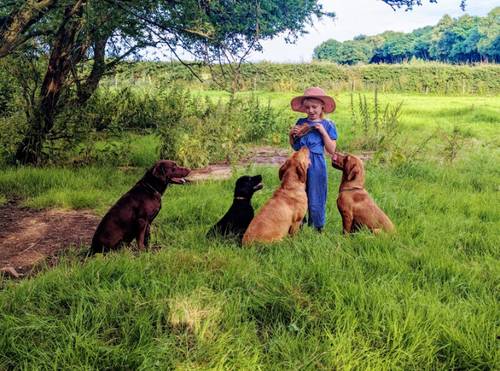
[306,155,327,229]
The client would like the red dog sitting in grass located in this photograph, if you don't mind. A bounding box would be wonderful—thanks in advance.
[331,152,394,234]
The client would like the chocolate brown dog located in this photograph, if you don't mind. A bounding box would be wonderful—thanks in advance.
[331,152,394,234]
[89,160,190,255]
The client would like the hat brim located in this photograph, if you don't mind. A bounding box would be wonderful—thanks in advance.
[291,95,336,114]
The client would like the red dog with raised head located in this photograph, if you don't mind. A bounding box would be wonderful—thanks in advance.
[331,152,394,234]
[242,147,310,245]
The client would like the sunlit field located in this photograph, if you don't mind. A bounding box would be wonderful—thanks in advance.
[0,91,499,369]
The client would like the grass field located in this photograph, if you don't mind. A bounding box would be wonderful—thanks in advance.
[0,92,499,369]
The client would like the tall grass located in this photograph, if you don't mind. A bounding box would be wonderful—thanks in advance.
[0,155,498,368]
[2,82,498,167]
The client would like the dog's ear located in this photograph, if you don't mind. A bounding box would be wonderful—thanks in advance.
[346,158,361,181]
[152,162,167,179]
[279,160,289,181]
[296,163,307,183]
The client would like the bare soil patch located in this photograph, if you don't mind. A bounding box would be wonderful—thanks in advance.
[0,200,99,278]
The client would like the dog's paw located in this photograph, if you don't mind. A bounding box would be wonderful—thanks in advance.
[1,266,24,279]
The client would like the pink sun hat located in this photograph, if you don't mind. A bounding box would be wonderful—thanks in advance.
[291,87,336,114]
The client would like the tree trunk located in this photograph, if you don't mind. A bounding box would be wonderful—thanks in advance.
[14,108,45,165]
[15,0,86,165]
[75,33,144,105]
[77,35,108,104]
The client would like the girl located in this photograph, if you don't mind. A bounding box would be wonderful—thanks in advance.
[289,87,337,232]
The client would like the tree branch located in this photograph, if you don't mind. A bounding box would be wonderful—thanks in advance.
[103,0,213,41]
[382,0,466,11]
[0,0,58,57]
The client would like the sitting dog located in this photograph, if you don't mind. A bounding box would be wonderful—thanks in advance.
[242,147,310,245]
[89,160,190,255]
[206,175,263,241]
[331,152,394,234]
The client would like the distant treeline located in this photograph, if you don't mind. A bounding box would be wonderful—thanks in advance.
[313,7,500,64]
[109,61,500,94]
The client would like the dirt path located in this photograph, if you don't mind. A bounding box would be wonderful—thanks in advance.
[0,200,100,278]
[186,146,290,181]
[0,146,291,278]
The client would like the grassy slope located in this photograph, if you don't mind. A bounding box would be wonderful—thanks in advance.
[0,93,499,369]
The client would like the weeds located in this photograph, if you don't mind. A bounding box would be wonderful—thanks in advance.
[439,126,469,164]
[0,85,288,167]
[349,86,404,155]
[157,88,285,167]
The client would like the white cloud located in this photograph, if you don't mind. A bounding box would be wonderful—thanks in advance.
[246,0,498,62]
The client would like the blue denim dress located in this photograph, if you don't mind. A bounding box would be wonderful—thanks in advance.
[291,118,338,228]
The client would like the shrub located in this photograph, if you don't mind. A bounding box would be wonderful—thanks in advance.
[0,57,21,117]
[157,89,286,168]
[109,61,500,95]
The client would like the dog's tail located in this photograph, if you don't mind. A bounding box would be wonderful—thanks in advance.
[206,226,217,239]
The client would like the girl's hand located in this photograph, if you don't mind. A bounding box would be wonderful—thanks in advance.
[313,123,327,136]
[290,125,301,138]
[289,126,301,147]
[313,123,336,155]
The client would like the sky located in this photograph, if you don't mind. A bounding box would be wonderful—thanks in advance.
[244,0,498,62]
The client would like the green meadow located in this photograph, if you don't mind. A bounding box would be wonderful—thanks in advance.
[0,91,499,369]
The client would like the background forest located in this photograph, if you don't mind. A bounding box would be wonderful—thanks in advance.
[314,7,500,64]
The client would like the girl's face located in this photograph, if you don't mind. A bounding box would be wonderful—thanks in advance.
[303,98,324,121]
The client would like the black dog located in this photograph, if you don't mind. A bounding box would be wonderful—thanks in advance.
[207,175,263,240]
[89,160,190,255]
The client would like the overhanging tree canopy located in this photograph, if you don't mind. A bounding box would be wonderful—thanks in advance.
[0,0,468,164]
[1,0,332,164]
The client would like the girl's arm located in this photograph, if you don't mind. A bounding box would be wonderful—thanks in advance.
[323,137,337,156]
[313,124,337,156]
[289,126,302,150]
[289,126,296,147]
